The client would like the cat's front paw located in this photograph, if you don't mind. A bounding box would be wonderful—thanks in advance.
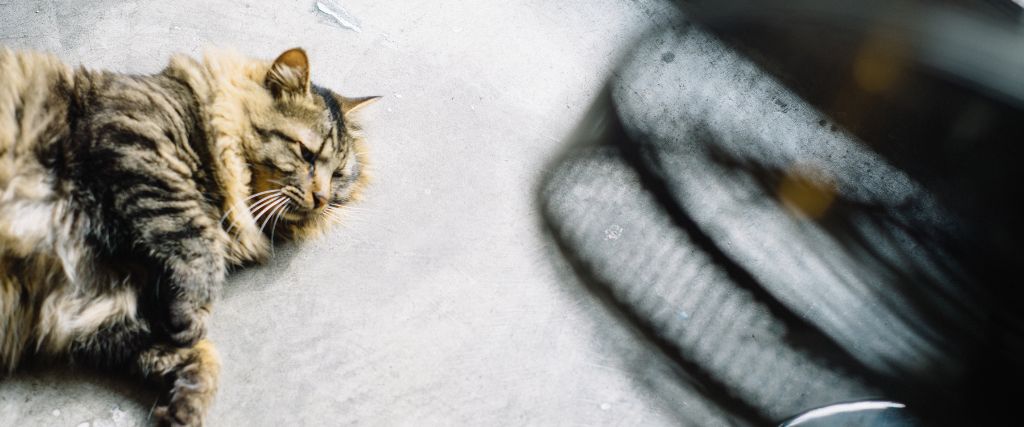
[153,341,219,427]
[155,400,204,427]
[165,301,210,347]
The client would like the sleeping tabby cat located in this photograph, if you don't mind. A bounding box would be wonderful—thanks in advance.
[0,47,377,426]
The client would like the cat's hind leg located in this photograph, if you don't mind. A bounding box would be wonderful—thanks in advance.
[57,292,219,426]
[137,339,221,427]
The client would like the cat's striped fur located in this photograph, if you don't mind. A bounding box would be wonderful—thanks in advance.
[0,47,376,426]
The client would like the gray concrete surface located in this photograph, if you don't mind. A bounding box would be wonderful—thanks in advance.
[0,0,700,425]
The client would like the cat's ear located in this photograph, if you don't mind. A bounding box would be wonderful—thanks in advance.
[265,48,310,97]
[339,95,381,116]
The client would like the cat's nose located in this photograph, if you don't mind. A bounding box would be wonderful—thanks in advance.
[312,192,328,209]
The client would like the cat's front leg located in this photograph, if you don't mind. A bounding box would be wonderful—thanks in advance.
[161,248,224,346]
[101,150,227,346]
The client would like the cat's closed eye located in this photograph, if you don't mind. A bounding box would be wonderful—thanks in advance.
[299,144,316,164]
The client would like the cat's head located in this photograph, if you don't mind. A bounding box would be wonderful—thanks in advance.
[242,48,378,239]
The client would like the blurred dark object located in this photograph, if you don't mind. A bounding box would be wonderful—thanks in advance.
[680,0,1024,282]
[540,0,1023,425]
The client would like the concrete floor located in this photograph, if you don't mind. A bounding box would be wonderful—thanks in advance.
[0,1,703,425]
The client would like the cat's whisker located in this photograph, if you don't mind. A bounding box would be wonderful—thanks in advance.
[268,203,290,254]
[259,199,288,236]
[336,211,369,220]
[257,208,279,238]
[252,197,288,228]
[332,207,370,215]
[223,214,244,235]
[327,202,379,212]
[240,196,282,233]
[320,207,339,223]
[324,208,350,225]
[248,192,283,208]
[324,210,346,227]
[326,205,364,216]
[238,189,281,211]
[247,194,284,217]
[220,189,278,226]
[223,189,281,229]
[244,189,281,203]
[324,207,370,223]
[225,220,241,235]
[232,198,276,234]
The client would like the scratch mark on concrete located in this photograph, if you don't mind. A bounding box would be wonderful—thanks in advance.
[315,0,362,32]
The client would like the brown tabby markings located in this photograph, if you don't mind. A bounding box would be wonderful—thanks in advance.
[0,47,377,426]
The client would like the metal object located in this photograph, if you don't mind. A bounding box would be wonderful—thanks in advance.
[779,401,918,427]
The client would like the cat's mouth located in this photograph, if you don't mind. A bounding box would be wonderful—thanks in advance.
[281,205,329,223]
[281,202,351,228]
[282,210,313,221]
